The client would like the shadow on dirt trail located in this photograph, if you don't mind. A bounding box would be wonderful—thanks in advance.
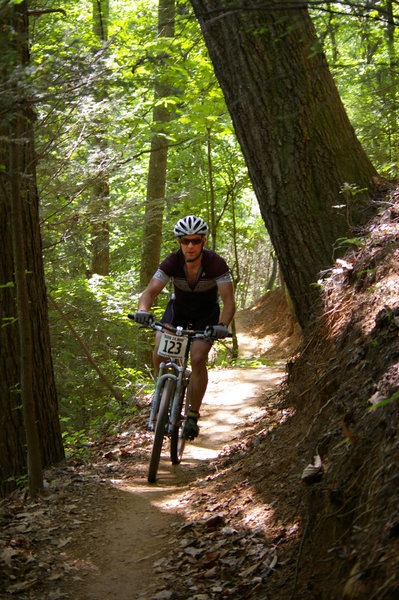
[70,364,285,600]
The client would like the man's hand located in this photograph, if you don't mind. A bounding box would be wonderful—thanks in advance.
[205,323,229,339]
[132,311,154,325]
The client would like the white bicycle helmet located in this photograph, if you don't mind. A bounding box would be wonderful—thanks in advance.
[173,215,208,237]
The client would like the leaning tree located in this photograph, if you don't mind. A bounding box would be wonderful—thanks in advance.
[190,0,379,327]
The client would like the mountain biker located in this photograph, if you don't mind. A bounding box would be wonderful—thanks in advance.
[132,215,236,441]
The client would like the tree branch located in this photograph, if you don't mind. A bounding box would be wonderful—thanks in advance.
[28,9,67,18]
[48,293,125,404]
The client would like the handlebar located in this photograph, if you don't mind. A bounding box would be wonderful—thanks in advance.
[127,314,233,339]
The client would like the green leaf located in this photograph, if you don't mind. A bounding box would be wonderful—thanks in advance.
[368,392,399,411]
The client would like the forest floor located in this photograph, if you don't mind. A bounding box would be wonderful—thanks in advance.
[1,188,398,600]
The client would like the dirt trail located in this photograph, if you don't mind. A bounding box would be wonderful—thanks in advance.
[71,364,285,600]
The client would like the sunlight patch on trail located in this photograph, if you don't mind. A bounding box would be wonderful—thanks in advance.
[237,332,278,357]
[149,366,285,492]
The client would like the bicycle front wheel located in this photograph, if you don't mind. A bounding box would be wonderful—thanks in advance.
[170,384,190,465]
[148,379,173,483]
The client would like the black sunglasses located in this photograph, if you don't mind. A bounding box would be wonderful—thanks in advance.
[180,237,203,246]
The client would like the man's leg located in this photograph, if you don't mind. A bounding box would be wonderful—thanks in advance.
[188,339,211,411]
[183,339,211,440]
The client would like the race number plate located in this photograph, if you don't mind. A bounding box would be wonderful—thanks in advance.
[158,332,188,359]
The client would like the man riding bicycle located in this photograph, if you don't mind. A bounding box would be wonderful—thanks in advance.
[133,215,236,441]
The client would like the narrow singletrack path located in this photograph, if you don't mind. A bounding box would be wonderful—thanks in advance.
[67,364,284,600]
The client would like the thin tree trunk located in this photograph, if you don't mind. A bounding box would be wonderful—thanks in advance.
[266,252,278,291]
[207,127,217,250]
[90,0,110,277]
[385,0,397,163]
[230,189,240,359]
[139,0,175,288]
[325,3,339,63]
[90,180,110,275]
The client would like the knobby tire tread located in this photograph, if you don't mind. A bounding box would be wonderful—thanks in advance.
[148,380,173,483]
[170,385,190,465]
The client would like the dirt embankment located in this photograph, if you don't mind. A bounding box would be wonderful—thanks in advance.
[282,194,399,598]
[235,287,301,361]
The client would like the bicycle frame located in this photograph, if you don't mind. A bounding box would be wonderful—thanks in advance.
[148,332,192,434]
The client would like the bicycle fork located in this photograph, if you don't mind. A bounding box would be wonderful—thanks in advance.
[148,361,190,433]
[169,366,190,433]
[148,361,179,431]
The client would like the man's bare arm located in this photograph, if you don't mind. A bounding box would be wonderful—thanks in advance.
[138,278,166,311]
[217,281,236,326]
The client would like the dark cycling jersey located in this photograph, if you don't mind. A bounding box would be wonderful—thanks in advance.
[153,249,232,316]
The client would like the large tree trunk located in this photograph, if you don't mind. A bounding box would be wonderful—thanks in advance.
[139,0,175,288]
[0,0,64,497]
[9,98,44,498]
[190,0,378,327]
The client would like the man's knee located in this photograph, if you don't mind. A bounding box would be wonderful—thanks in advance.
[191,355,207,372]
[190,343,210,371]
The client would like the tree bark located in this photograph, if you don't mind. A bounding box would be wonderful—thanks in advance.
[189,0,378,327]
[266,252,278,292]
[384,0,397,162]
[90,0,110,277]
[0,0,64,497]
[139,0,175,288]
[207,127,217,251]
[90,179,110,276]
[9,109,43,498]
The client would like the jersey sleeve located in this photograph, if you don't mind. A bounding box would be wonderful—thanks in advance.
[212,254,232,284]
[152,251,179,284]
[216,270,232,284]
[152,268,170,285]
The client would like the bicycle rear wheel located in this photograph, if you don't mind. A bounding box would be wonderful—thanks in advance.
[148,379,173,483]
[170,384,190,465]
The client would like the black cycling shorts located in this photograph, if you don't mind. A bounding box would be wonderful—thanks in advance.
[160,300,220,331]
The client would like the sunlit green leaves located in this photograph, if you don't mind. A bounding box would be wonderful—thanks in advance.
[311,1,399,176]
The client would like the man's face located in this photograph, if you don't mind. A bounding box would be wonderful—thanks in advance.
[178,235,206,262]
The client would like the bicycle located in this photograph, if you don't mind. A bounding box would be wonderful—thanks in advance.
[128,315,231,483]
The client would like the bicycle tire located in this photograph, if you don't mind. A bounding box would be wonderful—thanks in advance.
[170,384,190,465]
[148,379,173,483]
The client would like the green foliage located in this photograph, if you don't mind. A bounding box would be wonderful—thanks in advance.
[311,2,399,176]
[231,356,272,368]
[5,473,29,487]
[210,345,273,369]
[368,391,399,411]
[336,236,364,248]
[61,422,92,460]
